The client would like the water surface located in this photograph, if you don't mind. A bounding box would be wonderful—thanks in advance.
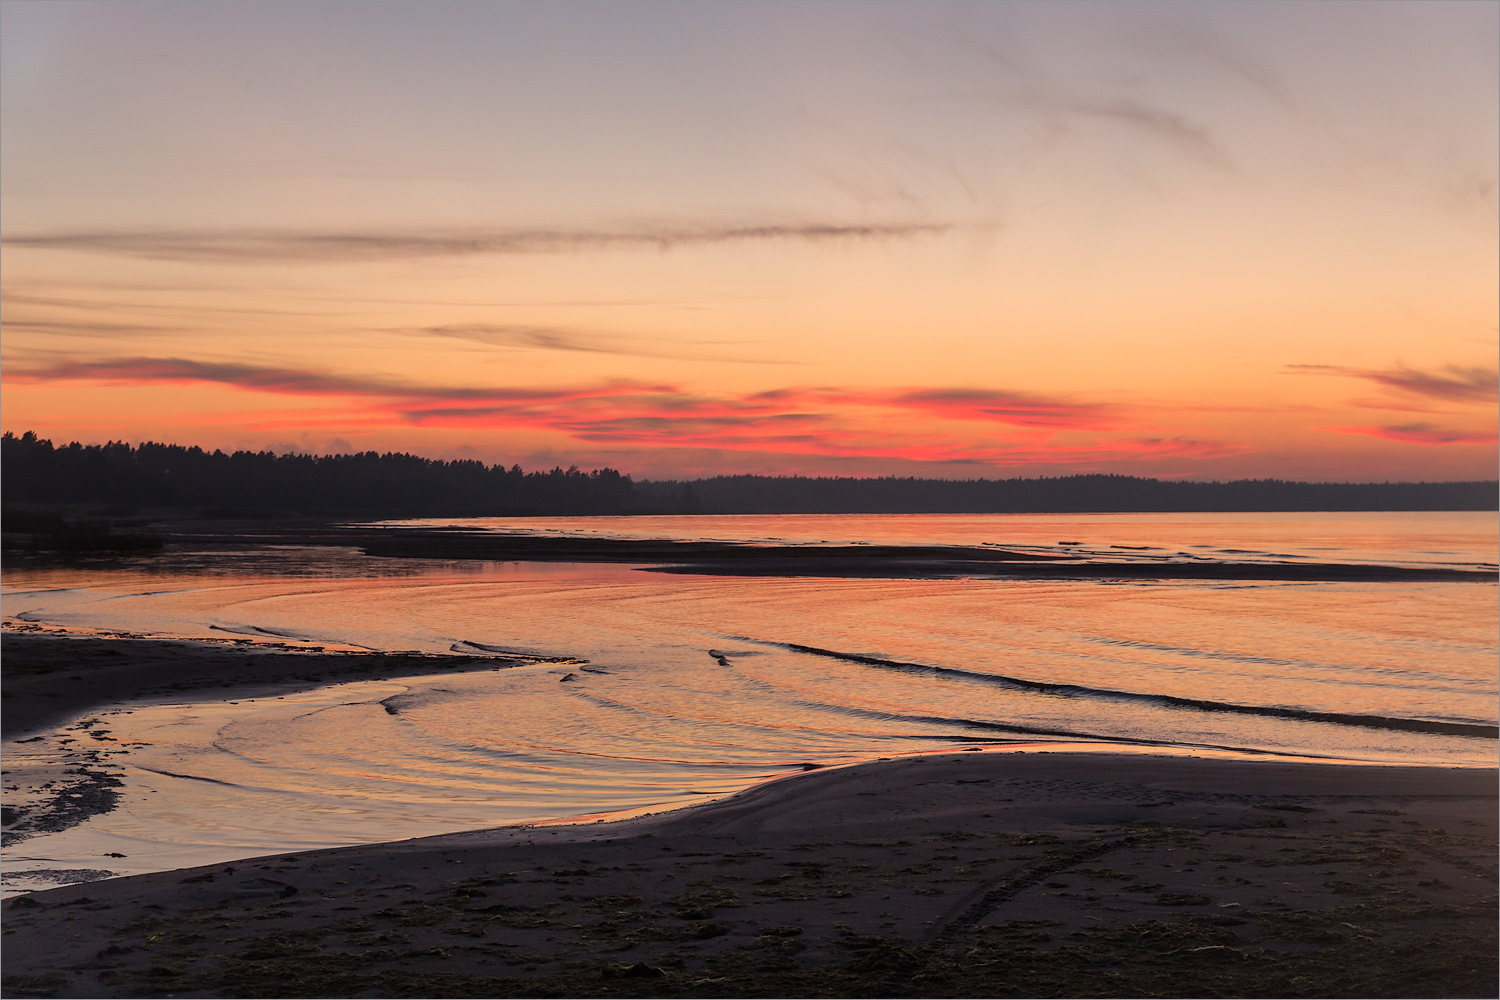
[4,512,1494,888]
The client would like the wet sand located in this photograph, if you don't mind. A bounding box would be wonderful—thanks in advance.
[1,628,563,742]
[1,630,574,862]
[3,748,1495,998]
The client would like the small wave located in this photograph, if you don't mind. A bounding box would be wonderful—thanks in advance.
[562,681,1297,759]
[449,640,586,664]
[96,588,198,601]
[1086,635,1305,670]
[1084,635,1485,691]
[743,639,1499,740]
[806,702,1301,757]
[380,692,415,716]
[209,623,308,640]
[135,765,241,786]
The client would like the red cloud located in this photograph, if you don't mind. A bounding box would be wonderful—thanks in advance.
[4,355,1227,466]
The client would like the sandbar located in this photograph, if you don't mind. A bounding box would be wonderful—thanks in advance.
[58,519,1496,582]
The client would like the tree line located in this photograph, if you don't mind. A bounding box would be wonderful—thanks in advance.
[633,474,1498,513]
[4,431,1494,516]
[2,432,634,516]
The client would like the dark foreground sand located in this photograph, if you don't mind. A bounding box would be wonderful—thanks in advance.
[2,631,1496,998]
[2,751,1494,998]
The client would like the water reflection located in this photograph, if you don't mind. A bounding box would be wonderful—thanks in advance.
[3,513,1495,887]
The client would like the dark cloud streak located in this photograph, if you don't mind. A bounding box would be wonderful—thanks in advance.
[0,318,190,338]
[3,356,666,403]
[1289,363,1499,403]
[1,290,355,318]
[3,222,955,264]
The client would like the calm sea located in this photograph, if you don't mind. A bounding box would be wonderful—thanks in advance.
[3,511,1495,887]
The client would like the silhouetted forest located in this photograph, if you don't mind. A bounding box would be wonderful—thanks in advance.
[2,432,633,516]
[632,474,1498,514]
[4,431,1495,516]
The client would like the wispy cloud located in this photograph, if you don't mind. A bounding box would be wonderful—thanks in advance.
[1322,422,1499,446]
[2,356,667,403]
[4,291,786,363]
[722,386,1115,430]
[0,318,190,338]
[405,323,795,364]
[1288,363,1499,403]
[887,387,1115,428]
[2,221,955,264]
[1061,96,1228,166]
[1,289,353,318]
[950,31,1233,168]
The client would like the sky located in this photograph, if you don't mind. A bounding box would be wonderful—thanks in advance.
[2,1,1496,481]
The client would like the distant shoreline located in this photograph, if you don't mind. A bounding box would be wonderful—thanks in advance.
[5,431,1496,517]
[7,519,1496,582]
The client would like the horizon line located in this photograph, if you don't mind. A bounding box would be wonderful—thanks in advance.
[3,431,1495,489]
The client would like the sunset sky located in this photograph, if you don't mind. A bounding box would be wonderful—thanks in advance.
[2,1,1495,481]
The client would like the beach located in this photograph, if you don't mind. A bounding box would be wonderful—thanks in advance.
[3,738,1495,998]
[1,635,1496,998]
